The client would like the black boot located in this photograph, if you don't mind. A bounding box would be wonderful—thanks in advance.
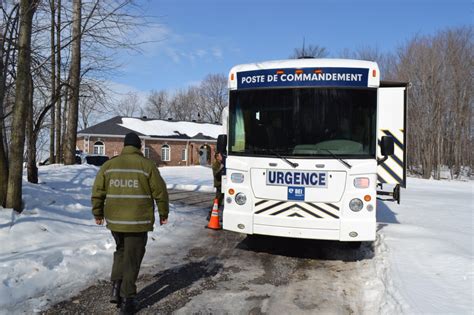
[110,280,122,304]
[119,297,136,315]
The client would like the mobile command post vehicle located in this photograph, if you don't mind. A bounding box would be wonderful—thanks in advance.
[217,59,407,244]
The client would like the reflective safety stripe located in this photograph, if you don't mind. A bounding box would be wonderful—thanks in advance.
[107,219,151,225]
[104,169,149,177]
[106,194,151,199]
[254,200,340,219]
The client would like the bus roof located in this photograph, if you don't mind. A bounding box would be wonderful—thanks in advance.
[229,58,380,89]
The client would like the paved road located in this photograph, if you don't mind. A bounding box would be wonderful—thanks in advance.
[45,190,380,315]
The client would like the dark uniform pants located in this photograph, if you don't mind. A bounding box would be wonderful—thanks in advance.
[215,185,224,207]
[111,231,148,298]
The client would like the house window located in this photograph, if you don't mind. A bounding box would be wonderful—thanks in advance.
[181,148,187,161]
[144,147,150,158]
[93,141,105,155]
[161,144,170,161]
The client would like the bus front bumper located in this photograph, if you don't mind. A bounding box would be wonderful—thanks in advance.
[223,210,376,241]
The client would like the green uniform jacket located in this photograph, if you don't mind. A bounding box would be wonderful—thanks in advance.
[91,146,169,233]
[212,160,223,188]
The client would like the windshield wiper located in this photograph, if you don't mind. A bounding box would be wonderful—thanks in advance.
[270,149,299,168]
[323,149,352,169]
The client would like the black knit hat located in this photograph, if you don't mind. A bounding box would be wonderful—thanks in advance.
[124,132,141,149]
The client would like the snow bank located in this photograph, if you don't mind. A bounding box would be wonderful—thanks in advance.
[160,165,216,193]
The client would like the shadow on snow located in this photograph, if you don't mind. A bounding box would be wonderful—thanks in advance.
[135,258,223,311]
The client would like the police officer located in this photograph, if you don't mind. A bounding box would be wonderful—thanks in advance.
[91,132,169,315]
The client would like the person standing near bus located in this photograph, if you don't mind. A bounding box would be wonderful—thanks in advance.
[91,132,169,315]
[209,152,224,220]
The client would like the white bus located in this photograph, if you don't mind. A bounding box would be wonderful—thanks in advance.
[217,59,407,243]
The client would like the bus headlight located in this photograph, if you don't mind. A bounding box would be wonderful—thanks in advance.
[235,193,247,205]
[349,198,363,212]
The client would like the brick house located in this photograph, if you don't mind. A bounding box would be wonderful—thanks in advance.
[76,116,223,166]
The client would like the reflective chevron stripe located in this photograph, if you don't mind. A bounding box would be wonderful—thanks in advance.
[255,201,285,214]
[380,163,403,184]
[324,203,339,211]
[378,128,405,186]
[254,200,339,219]
[390,153,404,169]
[306,203,339,219]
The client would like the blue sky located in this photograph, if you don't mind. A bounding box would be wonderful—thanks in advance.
[111,0,472,95]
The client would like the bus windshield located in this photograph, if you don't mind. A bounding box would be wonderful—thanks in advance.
[228,88,377,158]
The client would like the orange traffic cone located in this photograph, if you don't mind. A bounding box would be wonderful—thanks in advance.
[206,198,222,230]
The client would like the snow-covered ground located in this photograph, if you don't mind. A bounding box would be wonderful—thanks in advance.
[0,165,472,314]
[377,178,473,314]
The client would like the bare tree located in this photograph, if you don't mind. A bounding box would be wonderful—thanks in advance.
[48,0,56,163]
[198,73,227,123]
[54,0,61,163]
[5,0,39,211]
[338,46,397,80]
[168,88,199,121]
[79,78,110,129]
[0,2,19,206]
[290,44,329,59]
[64,0,81,165]
[114,91,142,117]
[396,26,473,178]
[144,89,169,119]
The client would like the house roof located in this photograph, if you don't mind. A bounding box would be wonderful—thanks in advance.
[78,116,223,140]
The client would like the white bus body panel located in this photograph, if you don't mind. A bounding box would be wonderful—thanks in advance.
[377,87,407,187]
[228,58,380,90]
[222,156,377,241]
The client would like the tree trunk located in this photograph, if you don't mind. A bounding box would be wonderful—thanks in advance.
[5,0,38,211]
[61,88,68,163]
[49,0,56,163]
[64,0,81,165]
[54,0,62,163]
[0,6,19,207]
[0,55,8,207]
[26,75,38,184]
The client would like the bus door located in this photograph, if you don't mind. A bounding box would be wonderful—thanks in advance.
[377,82,408,202]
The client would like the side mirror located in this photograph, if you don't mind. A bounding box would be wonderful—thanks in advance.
[380,136,394,156]
[217,134,227,154]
